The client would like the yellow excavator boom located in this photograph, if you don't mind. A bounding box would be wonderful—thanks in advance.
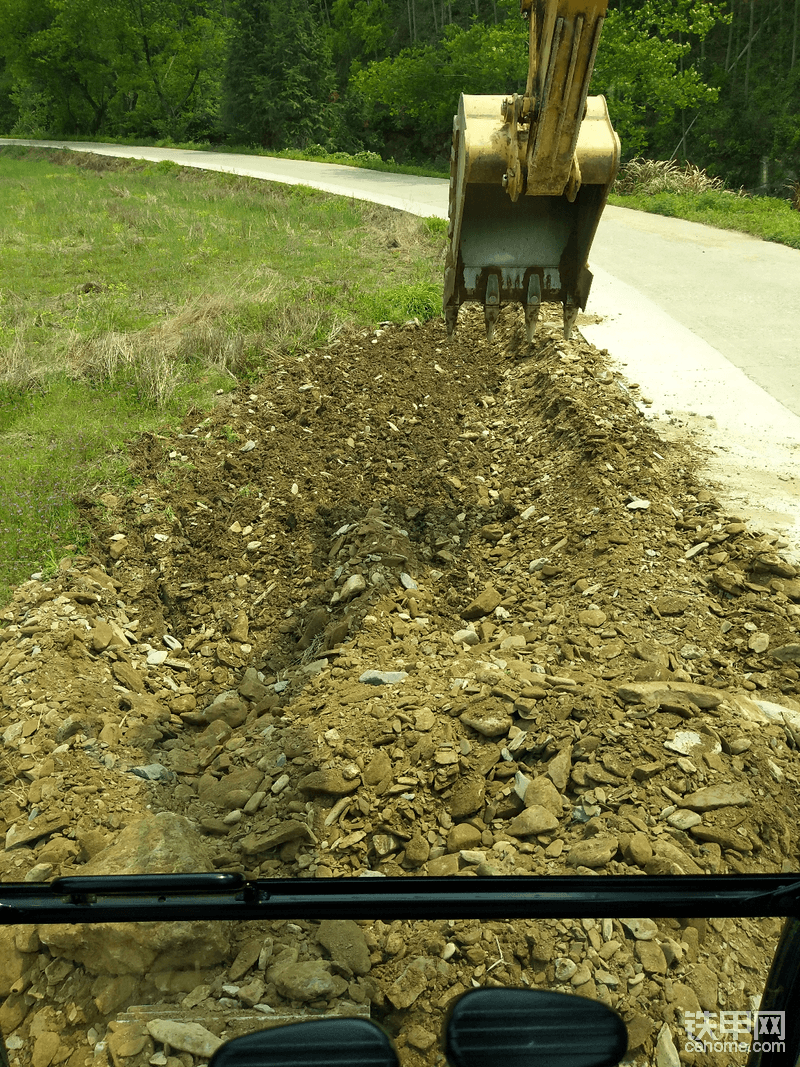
[443,0,620,341]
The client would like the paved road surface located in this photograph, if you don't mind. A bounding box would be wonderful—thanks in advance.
[5,139,800,543]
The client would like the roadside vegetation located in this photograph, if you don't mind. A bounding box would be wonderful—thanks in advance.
[0,145,445,604]
[609,158,800,250]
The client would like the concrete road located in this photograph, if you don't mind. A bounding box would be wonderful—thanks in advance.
[6,138,800,542]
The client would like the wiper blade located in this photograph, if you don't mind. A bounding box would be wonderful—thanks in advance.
[0,873,798,923]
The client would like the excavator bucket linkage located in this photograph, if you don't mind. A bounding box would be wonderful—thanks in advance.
[444,0,620,342]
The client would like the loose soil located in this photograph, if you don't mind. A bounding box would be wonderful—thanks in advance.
[1,305,799,1067]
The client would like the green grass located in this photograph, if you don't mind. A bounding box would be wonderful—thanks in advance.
[608,189,800,250]
[0,144,447,603]
[0,377,168,596]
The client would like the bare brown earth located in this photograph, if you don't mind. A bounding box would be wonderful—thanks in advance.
[1,305,800,1067]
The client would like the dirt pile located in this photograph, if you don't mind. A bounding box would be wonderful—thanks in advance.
[1,305,799,1067]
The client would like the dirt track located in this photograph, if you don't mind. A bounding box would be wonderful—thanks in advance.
[1,305,799,1067]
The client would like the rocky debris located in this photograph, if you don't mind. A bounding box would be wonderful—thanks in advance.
[0,305,799,1066]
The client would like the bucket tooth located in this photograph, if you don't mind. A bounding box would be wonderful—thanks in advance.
[563,299,579,340]
[445,305,459,337]
[524,275,542,342]
[524,305,540,342]
[484,274,501,341]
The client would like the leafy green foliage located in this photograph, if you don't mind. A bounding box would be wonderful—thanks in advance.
[591,1,727,159]
[221,0,340,149]
[0,0,230,139]
[353,11,528,161]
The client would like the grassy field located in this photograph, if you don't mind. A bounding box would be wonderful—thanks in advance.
[0,145,447,604]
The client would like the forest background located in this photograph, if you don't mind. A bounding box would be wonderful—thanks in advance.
[0,0,797,196]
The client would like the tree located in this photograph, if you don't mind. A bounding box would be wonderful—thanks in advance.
[0,0,229,138]
[352,10,527,160]
[590,0,728,160]
[222,0,339,149]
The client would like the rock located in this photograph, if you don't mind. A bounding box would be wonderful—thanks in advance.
[112,661,144,693]
[621,833,653,867]
[566,838,617,868]
[616,681,724,709]
[772,643,800,664]
[0,929,28,996]
[199,766,263,811]
[406,1025,436,1052]
[670,982,701,1014]
[404,833,430,867]
[546,745,572,792]
[578,609,607,628]
[238,670,269,702]
[555,958,577,981]
[228,939,263,983]
[107,1023,149,1062]
[453,629,480,645]
[634,640,670,667]
[507,806,559,837]
[524,776,563,815]
[359,670,408,685]
[298,769,361,795]
[654,596,688,616]
[31,1032,60,1067]
[748,632,770,653]
[447,776,485,819]
[0,993,30,1035]
[317,920,371,976]
[340,574,367,601]
[635,940,667,974]
[109,537,128,560]
[620,918,658,941]
[688,963,718,1011]
[690,825,752,852]
[664,730,719,757]
[238,977,266,1007]
[90,619,114,652]
[274,960,336,1002]
[240,822,309,855]
[625,1015,656,1051]
[147,1020,223,1058]
[427,854,460,876]
[204,690,248,728]
[459,704,512,737]
[667,810,702,831]
[681,784,752,811]
[648,840,704,876]
[655,1024,680,1067]
[570,963,592,986]
[38,813,229,974]
[447,824,482,852]
[386,964,427,1009]
[414,708,435,731]
[229,611,249,642]
[364,750,392,787]
[460,587,502,620]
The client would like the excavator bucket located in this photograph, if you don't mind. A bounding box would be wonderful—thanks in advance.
[443,0,620,342]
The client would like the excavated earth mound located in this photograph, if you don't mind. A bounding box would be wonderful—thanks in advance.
[1,306,800,1067]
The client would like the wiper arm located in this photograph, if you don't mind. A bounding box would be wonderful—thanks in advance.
[0,873,798,923]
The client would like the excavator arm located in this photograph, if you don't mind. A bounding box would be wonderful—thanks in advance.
[443,0,620,341]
